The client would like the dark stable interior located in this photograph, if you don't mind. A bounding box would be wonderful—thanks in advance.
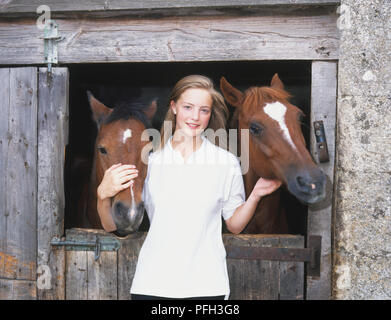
[64,60,311,235]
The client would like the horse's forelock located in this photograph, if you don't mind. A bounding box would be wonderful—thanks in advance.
[243,87,291,115]
[104,101,152,129]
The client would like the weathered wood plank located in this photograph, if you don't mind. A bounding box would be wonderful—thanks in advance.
[0,0,341,18]
[0,13,338,65]
[0,69,10,273]
[65,250,87,300]
[258,253,280,300]
[118,233,147,300]
[224,234,296,300]
[37,248,65,299]
[37,67,69,300]
[0,68,37,282]
[278,236,304,300]
[0,68,36,300]
[0,279,36,300]
[87,251,117,300]
[307,61,337,300]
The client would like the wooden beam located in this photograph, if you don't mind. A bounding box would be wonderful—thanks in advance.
[0,1,341,18]
[37,67,69,300]
[0,13,339,65]
[306,60,337,300]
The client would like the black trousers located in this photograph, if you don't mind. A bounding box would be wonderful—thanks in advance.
[131,294,225,300]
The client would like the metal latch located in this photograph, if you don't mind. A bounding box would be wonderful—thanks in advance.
[313,120,330,163]
[51,235,121,261]
[225,235,322,277]
[41,19,65,74]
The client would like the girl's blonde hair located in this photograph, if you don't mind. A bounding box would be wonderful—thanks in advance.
[159,75,229,149]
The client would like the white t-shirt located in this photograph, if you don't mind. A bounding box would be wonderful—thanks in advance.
[130,135,245,299]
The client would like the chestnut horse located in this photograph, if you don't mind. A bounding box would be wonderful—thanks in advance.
[220,74,326,234]
[77,92,157,236]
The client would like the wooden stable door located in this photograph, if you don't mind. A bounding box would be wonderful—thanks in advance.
[0,67,68,299]
[59,229,307,300]
[0,68,38,299]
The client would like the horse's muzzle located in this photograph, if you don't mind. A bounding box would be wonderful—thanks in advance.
[111,200,145,235]
[286,168,327,204]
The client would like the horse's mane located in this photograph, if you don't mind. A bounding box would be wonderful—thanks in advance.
[243,86,292,114]
[105,100,152,129]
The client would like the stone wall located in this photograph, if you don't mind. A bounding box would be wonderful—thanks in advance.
[333,0,391,299]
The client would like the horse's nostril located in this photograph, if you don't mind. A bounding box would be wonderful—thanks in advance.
[297,176,306,188]
[296,175,319,193]
[114,202,122,211]
[114,202,128,218]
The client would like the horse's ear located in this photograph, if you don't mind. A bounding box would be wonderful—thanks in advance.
[87,91,112,128]
[270,73,284,90]
[220,77,244,108]
[144,99,158,121]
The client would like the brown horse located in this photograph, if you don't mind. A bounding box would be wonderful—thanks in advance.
[77,92,157,236]
[220,74,326,234]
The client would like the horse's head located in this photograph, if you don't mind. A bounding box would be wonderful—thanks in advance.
[220,74,326,204]
[87,92,157,235]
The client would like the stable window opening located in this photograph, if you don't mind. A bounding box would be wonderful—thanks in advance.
[64,60,311,236]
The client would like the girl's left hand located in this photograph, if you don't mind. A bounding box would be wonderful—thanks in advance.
[250,177,282,201]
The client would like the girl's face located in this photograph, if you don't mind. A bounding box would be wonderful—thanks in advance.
[171,88,212,138]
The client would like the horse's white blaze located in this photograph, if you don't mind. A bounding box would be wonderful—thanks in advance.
[129,184,136,218]
[263,102,297,152]
[123,128,132,144]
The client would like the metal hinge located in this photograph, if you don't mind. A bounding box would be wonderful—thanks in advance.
[40,19,65,74]
[313,120,330,163]
[51,235,121,261]
[225,235,321,277]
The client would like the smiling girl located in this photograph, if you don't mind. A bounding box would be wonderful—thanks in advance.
[97,75,281,300]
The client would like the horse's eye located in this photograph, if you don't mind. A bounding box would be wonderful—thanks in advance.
[249,123,263,136]
[298,112,305,123]
[98,146,107,154]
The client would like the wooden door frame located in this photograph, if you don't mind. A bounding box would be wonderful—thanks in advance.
[0,3,339,64]
[307,60,337,300]
[0,2,340,299]
[34,60,337,300]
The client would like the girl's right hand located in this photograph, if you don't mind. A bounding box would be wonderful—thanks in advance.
[249,177,282,202]
[97,163,138,200]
